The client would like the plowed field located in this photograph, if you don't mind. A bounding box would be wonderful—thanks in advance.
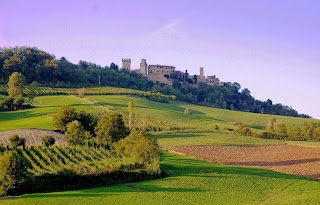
[0,129,66,146]
[170,144,320,179]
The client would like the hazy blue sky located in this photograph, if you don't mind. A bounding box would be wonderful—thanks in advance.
[0,0,319,118]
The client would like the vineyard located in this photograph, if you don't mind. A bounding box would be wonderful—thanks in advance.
[0,145,163,196]
[0,146,145,176]
[0,85,176,101]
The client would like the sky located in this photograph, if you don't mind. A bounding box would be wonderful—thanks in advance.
[0,0,319,118]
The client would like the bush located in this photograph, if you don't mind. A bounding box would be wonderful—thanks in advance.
[9,135,26,149]
[235,125,252,136]
[113,131,161,173]
[42,135,55,147]
[254,131,288,140]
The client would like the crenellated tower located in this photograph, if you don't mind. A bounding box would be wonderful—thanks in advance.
[122,58,131,71]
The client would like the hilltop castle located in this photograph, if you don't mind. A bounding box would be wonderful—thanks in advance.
[122,58,224,86]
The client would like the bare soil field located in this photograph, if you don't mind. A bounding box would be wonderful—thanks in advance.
[170,144,320,179]
[0,129,67,146]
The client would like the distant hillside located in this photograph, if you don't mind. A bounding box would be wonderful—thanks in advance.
[0,46,310,118]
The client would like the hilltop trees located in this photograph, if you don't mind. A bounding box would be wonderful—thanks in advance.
[0,46,310,118]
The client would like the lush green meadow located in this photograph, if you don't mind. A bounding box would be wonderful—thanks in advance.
[1,94,320,204]
[1,152,320,205]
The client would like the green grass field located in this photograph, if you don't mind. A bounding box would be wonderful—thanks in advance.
[1,94,320,204]
[1,152,320,205]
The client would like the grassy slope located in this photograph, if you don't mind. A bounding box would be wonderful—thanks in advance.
[1,152,320,205]
[0,95,93,130]
[1,94,320,204]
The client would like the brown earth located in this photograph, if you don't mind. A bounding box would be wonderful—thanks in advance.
[0,129,67,146]
[170,144,320,179]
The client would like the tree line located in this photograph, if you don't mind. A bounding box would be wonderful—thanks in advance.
[0,46,310,118]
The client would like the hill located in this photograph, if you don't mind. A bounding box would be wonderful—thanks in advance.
[0,47,310,117]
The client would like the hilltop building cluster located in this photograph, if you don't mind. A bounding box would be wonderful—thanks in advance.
[122,58,226,86]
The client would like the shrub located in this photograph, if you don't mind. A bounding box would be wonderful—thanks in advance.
[113,131,161,173]
[9,135,26,149]
[42,135,55,147]
[235,125,252,136]
[254,131,288,140]
[214,125,219,131]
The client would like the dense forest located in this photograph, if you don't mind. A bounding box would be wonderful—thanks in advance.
[0,46,310,118]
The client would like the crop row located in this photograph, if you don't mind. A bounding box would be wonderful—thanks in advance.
[0,85,176,100]
[13,146,120,176]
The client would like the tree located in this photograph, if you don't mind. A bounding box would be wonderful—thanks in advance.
[53,106,78,131]
[42,135,55,146]
[7,72,25,98]
[232,82,241,92]
[64,120,90,146]
[110,62,118,71]
[26,81,40,103]
[128,101,134,130]
[95,112,128,147]
[113,131,160,173]
[0,151,28,196]
[193,75,198,84]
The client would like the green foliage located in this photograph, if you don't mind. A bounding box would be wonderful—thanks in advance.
[7,72,25,98]
[0,47,310,118]
[53,106,78,131]
[9,135,26,149]
[42,135,55,147]
[2,152,320,204]
[53,106,98,134]
[114,131,161,173]
[0,95,25,111]
[64,120,90,146]
[25,81,40,103]
[275,123,287,134]
[95,112,128,147]
[0,151,27,196]
[235,125,252,136]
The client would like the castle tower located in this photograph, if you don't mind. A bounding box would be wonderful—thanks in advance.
[140,59,148,75]
[122,58,131,71]
[200,67,204,79]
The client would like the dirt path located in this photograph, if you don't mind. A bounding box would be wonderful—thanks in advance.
[170,144,320,179]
